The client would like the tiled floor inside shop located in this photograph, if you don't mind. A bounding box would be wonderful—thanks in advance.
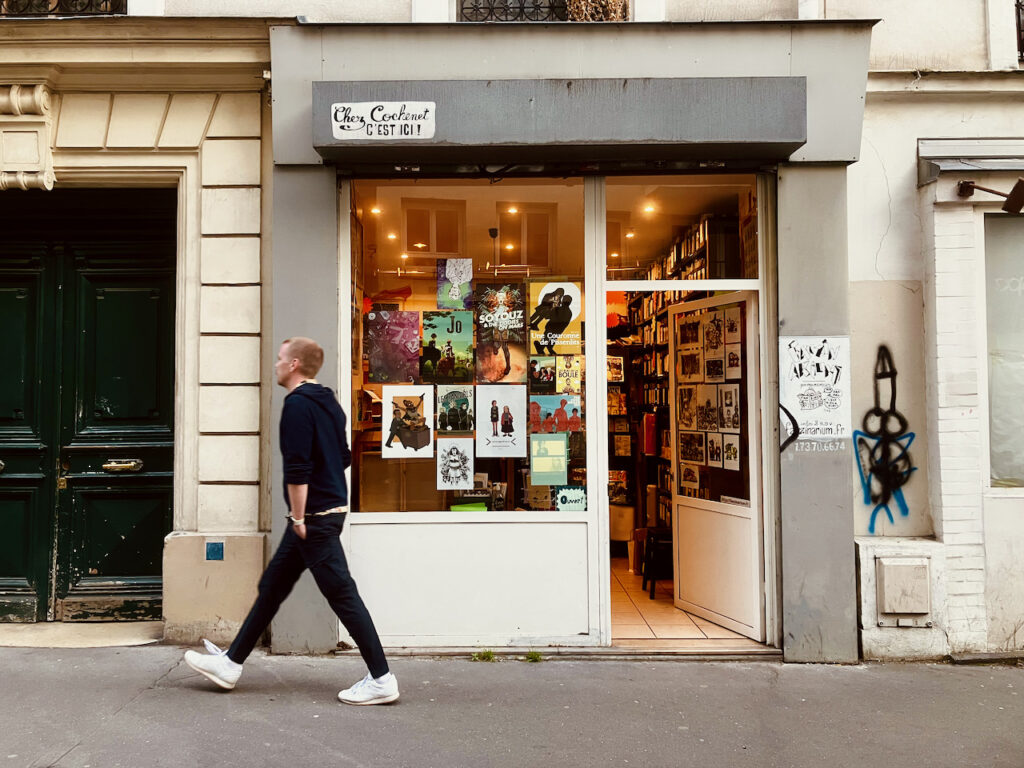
[610,557,766,651]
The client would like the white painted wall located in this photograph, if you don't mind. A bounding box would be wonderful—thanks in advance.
[162,0,410,20]
[827,0,991,71]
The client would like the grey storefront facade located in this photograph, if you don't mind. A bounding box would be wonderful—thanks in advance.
[267,20,873,662]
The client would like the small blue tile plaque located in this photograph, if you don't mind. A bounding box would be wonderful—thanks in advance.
[206,541,224,561]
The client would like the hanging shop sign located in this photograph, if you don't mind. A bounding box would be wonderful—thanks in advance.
[331,101,436,141]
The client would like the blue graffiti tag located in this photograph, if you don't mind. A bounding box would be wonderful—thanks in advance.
[853,346,917,534]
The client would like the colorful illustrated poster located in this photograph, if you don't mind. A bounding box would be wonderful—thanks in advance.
[436,438,474,490]
[382,385,434,458]
[696,384,719,432]
[364,310,420,383]
[678,431,706,464]
[529,356,556,394]
[706,432,724,468]
[723,434,741,471]
[475,384,527,457]
[719,382,741,434]
[726,343,743,380]
[437,258,474,310]
[528,281,583,355]
[476,283,527,384]
[554,485,587,511]
[421,310,473,383]
[556,355,583,394]
[530,432,569,485]
[607,356,624,383]
[677,385,697,430]
[436,385,474,435]
[529,394,582,433]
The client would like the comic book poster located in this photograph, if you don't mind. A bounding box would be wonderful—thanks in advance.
[530,432,569,486]
[420,310,473,383]
[476,283,527,384]
[529,356,556,394]
[364,310,420,383]
[436,258,474,310]
[556,355,583,394]
[723,434,741,471]
[381,385,433,459]
[702,310,726,383]
[696,384,719,432]
[528,281,583,355]
[436,438,474,490]
[475,384,527,457]
[677,385,697,430]
[436,385,474,435]
[726,343,743,380]
[719,382,741,434]
[529,394,582,434]
[706,432,724,469]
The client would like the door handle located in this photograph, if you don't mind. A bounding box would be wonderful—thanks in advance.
[0,458,4,473]
[102,459,144,473]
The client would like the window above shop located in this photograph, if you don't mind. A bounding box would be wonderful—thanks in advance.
[1017,0,1024,61]
[0,0,126,16]
[458,0,628,22]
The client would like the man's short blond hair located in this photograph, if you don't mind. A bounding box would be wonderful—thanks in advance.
[283,337,324,377]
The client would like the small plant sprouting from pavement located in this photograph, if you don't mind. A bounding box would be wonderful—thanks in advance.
[471,649,496,662]
[524,650,543,663]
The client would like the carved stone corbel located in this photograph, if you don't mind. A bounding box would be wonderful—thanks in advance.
[0,84,56,191]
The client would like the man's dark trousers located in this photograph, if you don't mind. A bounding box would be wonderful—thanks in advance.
[227,513,389,678]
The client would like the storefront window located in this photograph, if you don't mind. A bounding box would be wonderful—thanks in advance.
[604,175,758,281]
[985,213,1024,487]
[350,178,586,512]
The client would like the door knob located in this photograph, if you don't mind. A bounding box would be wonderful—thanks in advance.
[102,459,144,473]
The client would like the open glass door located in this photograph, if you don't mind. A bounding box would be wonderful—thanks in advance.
[668,291,764,641]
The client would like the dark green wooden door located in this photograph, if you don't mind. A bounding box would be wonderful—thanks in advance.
[0,189,176,622]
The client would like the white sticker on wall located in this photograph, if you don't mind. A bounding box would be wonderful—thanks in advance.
[331,101,436,141]
[779,336,852,441]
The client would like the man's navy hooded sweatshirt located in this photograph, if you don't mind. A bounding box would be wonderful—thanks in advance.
[280,383,351,512]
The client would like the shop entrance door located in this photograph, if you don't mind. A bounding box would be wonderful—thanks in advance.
[0,189,176,622]
[668,292,764,641]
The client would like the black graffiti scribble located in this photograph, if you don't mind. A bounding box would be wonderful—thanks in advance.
[779,404,800,453]
[853,345,916,534]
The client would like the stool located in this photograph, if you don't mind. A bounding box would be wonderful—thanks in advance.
[640,527,673,600]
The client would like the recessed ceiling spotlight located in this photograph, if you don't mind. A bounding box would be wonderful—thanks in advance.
[413,242,427,249]
[643,205,655,214]
[505,244,514,250]
[370,207,381,215]
[625,230,635,239]
[610,252,619,258]
[507,206,518,214]
[400,253,408,259]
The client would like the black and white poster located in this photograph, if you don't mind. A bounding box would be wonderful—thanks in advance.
[436,438,474,490]
[706,432,724,469]
[719,383,741,434]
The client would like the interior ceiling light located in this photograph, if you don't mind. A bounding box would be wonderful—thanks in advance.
[505,244,514,250]
[643,204,655,213]
[413,242,427,249]
[400,253,408,259]
[370,207,381,215]
[387,233,397,240]
[625,230,635,239]
[507,206,518,214]
[610,252,619,258]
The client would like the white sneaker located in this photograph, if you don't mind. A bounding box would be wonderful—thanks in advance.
[184,639,243,690]
[338,672,400,705]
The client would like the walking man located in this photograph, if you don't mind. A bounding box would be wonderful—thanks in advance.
[184,337,398,705]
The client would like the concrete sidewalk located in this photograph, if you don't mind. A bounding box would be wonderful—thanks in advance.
[2,645,1021,768]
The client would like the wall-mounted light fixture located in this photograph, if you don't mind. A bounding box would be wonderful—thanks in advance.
[957,178,1024,214]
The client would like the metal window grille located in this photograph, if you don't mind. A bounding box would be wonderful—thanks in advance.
[1018,0,1024,61]
[0,0,127,16]
[459,0,569,22]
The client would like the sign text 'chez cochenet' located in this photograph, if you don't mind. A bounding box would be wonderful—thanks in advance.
[330,101,436,141]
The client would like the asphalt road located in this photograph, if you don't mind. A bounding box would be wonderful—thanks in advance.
[2,646,1022,768]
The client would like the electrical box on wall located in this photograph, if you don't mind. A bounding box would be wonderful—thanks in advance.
[876,557,932,628]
